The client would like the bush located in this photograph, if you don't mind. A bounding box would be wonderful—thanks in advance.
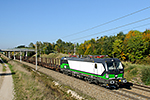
[1,57,8,63]
[124,65,136,72]
[136,56,150,65]
[141,67,150,85]
[130,68,138,76]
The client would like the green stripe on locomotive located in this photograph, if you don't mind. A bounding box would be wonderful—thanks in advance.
[60,63,70,69]
[60,63,124,80]
[108,73,123,79]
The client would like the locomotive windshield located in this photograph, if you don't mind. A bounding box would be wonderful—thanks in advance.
[106,61,123,71]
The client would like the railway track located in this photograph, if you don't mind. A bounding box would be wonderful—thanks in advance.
[10,56,150,100]
[132,84,150,93]
[109,82,150,100]
[133,83,150,89]
[89,82,150,100]
[113,88,150,100]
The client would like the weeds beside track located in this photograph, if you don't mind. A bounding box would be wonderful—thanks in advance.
[8,61,80,100]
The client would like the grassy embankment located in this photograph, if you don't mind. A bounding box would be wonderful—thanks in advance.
[0,57,7,72]
[2,64,6,72]
[123,62,150,85]
[8,61,74,100]
[7,60,93,100]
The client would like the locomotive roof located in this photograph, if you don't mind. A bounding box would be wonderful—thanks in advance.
[61,57,120,63]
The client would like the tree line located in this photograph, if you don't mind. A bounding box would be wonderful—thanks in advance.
[24,29,150,63]
[28,40,75,55]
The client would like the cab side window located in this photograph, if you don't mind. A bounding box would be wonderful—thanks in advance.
[95,64,97,69]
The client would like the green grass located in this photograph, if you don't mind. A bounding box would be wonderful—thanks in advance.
[0,56,8,63]
[141,67,150,85]
[8,62,71,100]
[123,62,150,85]
[7,61,93,100]
[130,68,138,76]
[2,64,6,72]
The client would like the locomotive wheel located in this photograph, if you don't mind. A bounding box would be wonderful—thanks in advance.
[63,71,68,75]
[87,78,92,84]
[85,77,92,84]
[72,73,76,77]
[63,70,65,74]
[94,80,99,85]
[84,77,87,81]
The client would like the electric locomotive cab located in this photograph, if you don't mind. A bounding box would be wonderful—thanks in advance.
[104,58,127,88]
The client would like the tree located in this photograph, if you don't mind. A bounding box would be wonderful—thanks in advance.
[84,44,92,55]
[29,42,35,48]
[123,30,149,62]
[112,32,125,59]
[77,43,85,55]
[112,39,123,58]
[16,45,26,48]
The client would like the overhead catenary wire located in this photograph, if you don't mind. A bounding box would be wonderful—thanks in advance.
[110,22,150,36]
[70,17,150,41]
[76,22,150,43]
[61,6,150,39]
[76,22,150,42]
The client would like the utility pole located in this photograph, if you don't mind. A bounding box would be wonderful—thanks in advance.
[34,44,37,70]
[20,51,22,62]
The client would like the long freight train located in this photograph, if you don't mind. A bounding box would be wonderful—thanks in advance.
[16,55,127,88]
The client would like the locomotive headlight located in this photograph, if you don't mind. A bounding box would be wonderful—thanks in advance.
[123,79,127,83]
[105,74,109,78]
[64,65,67,68]
[110,80,115,84]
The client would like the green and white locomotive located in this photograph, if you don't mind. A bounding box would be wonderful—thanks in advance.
[60,57,127,88]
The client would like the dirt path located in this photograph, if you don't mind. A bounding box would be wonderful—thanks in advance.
[0,64,14,100]
[0,64,4,89]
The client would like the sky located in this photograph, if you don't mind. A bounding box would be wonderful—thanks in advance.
[0,0,150,49]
